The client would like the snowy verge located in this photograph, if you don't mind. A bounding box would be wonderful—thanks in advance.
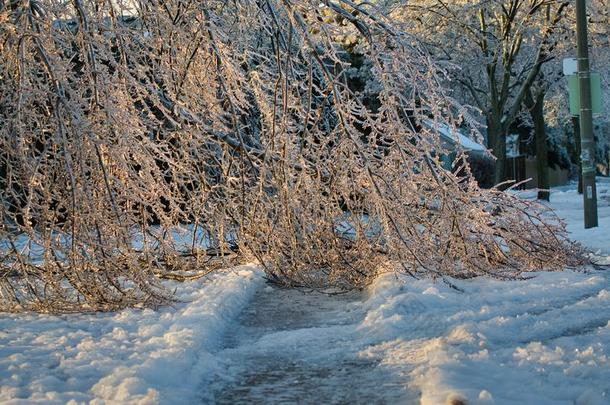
[361,270,609,405]
[0,265,263,404]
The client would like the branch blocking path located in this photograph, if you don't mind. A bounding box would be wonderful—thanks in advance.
[207,286,417,404]
[1,181,609,404]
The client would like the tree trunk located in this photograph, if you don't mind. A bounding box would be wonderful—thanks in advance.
[526,89,550,201]
[487,115,506,187]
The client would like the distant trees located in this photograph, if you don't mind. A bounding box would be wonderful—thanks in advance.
[0,0,588,313]
[391,0,572,187]
[589,0,610,176]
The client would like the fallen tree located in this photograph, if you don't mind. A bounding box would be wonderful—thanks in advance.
[0,0,588,312]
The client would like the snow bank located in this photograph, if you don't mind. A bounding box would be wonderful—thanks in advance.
[362,271,609,405]
[362,179,610,404]
[0,265,262,404]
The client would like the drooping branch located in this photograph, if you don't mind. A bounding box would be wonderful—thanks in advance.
[0,0,589,313]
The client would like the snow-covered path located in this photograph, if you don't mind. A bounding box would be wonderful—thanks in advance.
[206,286,417,404]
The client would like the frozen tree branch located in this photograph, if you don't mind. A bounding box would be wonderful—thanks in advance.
[0,0,589,313]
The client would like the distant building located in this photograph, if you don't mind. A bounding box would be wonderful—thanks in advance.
[505,133,570,190]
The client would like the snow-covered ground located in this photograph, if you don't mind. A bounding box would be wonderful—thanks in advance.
[0,266,263,404]
[1,180,608,404]
[546,177,610,258]
[364,268,609,405]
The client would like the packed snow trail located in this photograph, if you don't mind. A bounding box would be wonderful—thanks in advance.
[206,285,418,404]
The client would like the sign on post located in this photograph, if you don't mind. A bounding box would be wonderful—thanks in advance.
[567,73,602,116]
[563,58,578,76]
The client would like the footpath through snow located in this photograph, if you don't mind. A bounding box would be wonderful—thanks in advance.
[1,180,609,404]
[207,286,417,404]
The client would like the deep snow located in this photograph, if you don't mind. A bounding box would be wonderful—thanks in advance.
[0,266,263,404]
[0,180,609,405]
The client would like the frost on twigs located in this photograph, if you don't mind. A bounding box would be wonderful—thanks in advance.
[0,1,588,312]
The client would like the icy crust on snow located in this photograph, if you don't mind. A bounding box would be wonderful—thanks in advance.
[362,271,610,405]
[0,265,262,404]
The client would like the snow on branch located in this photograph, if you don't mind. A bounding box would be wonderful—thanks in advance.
[0,0,588,312]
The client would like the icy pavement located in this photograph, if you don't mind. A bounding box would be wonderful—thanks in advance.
[206,286,417,404]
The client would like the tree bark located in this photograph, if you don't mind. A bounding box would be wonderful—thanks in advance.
[487,114,506,187]
[525,89,550,201]
[493,130,507,187]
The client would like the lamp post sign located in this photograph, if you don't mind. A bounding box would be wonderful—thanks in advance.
[563,58,577,76]
[566,72,602,117]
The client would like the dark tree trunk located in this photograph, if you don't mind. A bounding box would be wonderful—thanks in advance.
[487,115,506,187]
[526,89,550,201]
